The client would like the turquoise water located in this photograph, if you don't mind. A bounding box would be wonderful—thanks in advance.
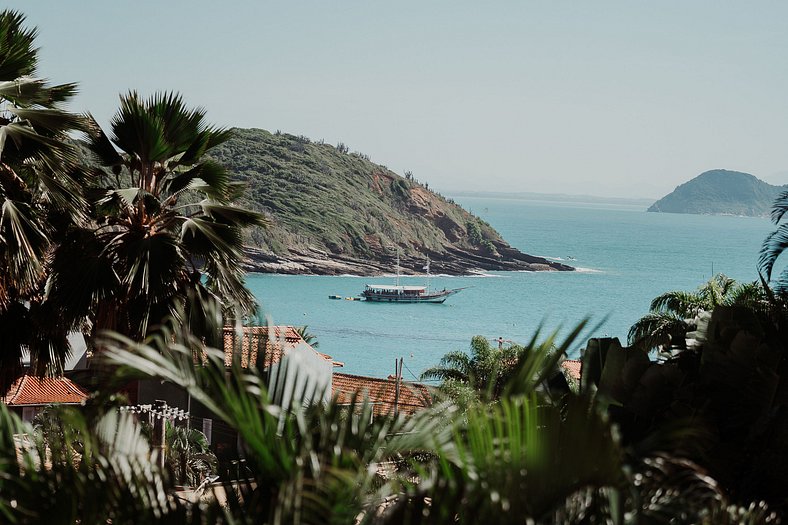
[246,197,779,382]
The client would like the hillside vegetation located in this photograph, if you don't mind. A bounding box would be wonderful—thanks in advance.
[648,169,786,217]
[209,128,571,274]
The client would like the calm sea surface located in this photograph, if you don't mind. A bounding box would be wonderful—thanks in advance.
[246,197,780,382]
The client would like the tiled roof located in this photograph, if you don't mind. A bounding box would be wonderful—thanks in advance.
[332,372,431,416]
[561,360,582,382]
[318,352,343,367]
[2,374,88,406]
[222,326,340,368]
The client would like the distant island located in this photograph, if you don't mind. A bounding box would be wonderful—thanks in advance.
[209,129,572,275]
[648,169,786,217]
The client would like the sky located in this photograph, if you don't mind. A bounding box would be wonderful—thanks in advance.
[7,1,788,199]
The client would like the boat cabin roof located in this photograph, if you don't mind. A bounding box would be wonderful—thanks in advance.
[365,284,426,292]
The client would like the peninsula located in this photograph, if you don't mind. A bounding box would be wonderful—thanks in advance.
[209,128,572,275]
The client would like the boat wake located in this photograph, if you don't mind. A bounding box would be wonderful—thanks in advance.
[575,267,602,273]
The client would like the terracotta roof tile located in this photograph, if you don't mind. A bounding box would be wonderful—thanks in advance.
[2,375,88,406]
[332,372,431,416]
[318,352,344,367]
[561,360,582,382]
[222,326,338,368]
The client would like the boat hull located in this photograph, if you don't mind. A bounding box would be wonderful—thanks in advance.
[361,289,461,303]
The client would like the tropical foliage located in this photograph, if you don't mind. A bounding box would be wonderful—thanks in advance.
[420,335,524,403]
[59,91,266,343]
[760,186,788,291]
[294,325,319,348]
[3,308,781,524]
[592,293,788,515]
[0,10,266,388]
[2,8,788,524]
[0,10,85,389]
[165,423,217,487]
[627,273,766,352]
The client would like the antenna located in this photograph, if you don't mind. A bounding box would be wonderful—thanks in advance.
[394,358,403,416]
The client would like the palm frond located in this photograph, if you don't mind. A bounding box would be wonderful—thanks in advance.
[7,106,85,132]
[650,290,706,317]
[759,222,788,283]
[111,90,169,163]
[503,320,587,398]
[770,189,788,224]
[628,312,689,349]
[82,112,124,167]
[0,11,38,80]
[199,200,266,227]
[383,393,625,524]
[165,160,231,200]
[0,197,48,289]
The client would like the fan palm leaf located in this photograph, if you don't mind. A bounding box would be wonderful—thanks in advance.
[0,10,85,389]
[77,91,265,341]
[759,189,788,290]
[760,222,788,286]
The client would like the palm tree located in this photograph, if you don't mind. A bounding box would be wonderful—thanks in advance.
[760,189,788,291]
[53,91,265,343]
[295,325,319,348]
[165,423,217,487]
[0,10,86,389]
[628,274,765,351]
[421,335,521,403]
[1,306,777,523]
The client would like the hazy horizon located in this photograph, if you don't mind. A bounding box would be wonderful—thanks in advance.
[8,2,788,199]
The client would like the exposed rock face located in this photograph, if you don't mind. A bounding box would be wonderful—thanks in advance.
[243,245,573,275]
[209,128,573,275]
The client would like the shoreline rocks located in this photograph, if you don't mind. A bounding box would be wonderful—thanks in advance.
[243,246,574,276]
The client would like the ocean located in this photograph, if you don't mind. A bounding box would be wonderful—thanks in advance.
[245,196,780,383]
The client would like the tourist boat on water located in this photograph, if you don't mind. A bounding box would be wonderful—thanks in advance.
[360,284,462,303]
[359,255,464,303]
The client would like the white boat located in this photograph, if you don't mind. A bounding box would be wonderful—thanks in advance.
[359,255,464,303]
[360,284,462,303]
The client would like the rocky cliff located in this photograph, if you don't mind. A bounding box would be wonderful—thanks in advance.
[209,128,572,275]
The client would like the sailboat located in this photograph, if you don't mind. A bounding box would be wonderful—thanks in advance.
[360,255,465,303]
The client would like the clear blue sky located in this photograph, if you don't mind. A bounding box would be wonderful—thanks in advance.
[8,1,788,198]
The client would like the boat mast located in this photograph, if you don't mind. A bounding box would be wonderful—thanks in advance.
[425,257,431,292]
[395,248,401,288]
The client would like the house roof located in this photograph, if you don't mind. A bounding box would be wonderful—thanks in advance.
[222,326,342,368]
[2,374,88,406]
[561,359,582,382]
[332,372,431,416]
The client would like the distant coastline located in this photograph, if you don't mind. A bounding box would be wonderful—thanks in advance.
[447,190,654,207]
